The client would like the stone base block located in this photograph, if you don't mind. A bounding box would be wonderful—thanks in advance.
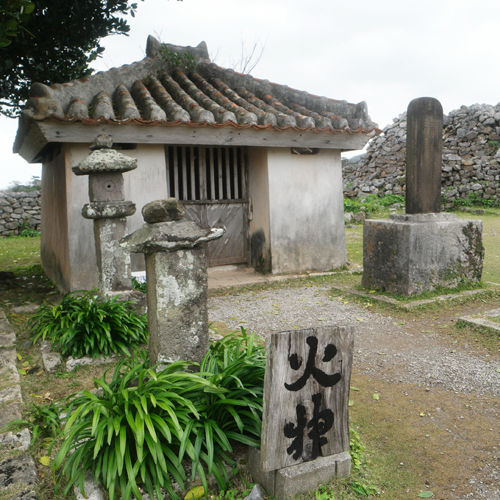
[362,213,483,296]
[248,447,351,500]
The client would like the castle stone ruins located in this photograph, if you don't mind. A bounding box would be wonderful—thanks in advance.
[343,103,500,208]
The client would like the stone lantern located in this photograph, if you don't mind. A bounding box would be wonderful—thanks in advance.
[120,198,224,366]
[72,134,137,295]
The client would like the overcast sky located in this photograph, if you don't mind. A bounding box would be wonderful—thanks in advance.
[2,0,500,189]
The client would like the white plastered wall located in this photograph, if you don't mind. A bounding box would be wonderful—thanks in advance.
[63,144,167,291]
[266,147,346,274]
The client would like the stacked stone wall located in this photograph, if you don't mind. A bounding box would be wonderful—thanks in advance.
[343,103,500,208]
[0,191,41,236]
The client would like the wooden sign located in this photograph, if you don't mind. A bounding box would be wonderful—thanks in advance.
[260,325,354,472]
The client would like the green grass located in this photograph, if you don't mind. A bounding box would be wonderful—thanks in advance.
[0,235,40,271]
[455,209,500,284]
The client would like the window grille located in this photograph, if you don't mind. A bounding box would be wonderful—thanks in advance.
[165,146,247,201]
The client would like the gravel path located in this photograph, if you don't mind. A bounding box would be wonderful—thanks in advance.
[209,285,500,397]
[209,284,500,500]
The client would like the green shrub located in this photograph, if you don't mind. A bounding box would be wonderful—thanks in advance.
[19,227,40,237]
[6,400,63,453]
[452,191,498,209]
[53,330,265,500]
[344,193,405,215]
[27,290,148,359]
[132,276,147,294]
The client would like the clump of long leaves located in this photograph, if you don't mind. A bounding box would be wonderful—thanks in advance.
[53,329,265,500]
[7,400,64,454]
[27,289,148,359]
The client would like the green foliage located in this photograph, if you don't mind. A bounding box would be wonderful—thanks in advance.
[452,191,497,209]
[488,140,499,154]
[0,0,35,48]
[27,290,148,359]
[132,276,147,294]
[8,175,41,191]
[7,400,63,453]
[315,484,336,500]
[344,194,405,217]
[158,46,196,71]
[349,427,364,471]
[53,330,265,500]
[1,0,144,117]
[348,480,378,497]
[19,227,39,237]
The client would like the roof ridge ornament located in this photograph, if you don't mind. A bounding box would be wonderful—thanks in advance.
[146,35,210,64]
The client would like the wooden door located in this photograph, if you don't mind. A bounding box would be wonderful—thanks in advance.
[165,145,249,267]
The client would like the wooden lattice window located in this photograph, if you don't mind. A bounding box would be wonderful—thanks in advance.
[165,146,247,202]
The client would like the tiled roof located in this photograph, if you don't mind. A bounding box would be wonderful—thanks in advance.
[20,37,379,136]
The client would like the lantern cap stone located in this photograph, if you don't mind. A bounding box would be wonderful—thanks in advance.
[142,198,185,223]
[90,134,114,150]
[72,148,138,175]
[120,220,225,254]
[82,200,136,220]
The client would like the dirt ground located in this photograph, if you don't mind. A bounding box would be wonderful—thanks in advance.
[209,283,500,500]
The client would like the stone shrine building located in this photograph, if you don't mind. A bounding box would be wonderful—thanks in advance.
[14,36,379,293]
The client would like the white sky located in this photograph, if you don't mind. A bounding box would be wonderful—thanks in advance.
[2,0,500,188]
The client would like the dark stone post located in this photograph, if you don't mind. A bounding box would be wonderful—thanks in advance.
[405,97,443,214]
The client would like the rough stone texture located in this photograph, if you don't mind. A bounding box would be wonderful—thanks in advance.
[40,341,61,373]
[82,201,136,220]
[0,310,16,348]
[274,452,350,500]
[72,149,138,175]
[248,447,276,496]
[74,472,106,500]
[88,172,125,202]
[0,455,37,490]
[90,134,114,150]
[343,103,500,209]
[0,429,31,452]
[243,484,266,500]
[249,447,350,500]
[11,304,39,314]
[0,332,16,348]
[108,289,147,316]
[0,191,41,237]
[10,489,37,500]
[66,355,116,372]
[0,385,22,405]
[93,218,132,293]
[362,214,484,296]
[406,97,443,214]
[142,198,186,223]
[145,247,210,366]
[120,220,225,254]
[0,403,21,430]
[0,364,20,389]
[459,314,500,333]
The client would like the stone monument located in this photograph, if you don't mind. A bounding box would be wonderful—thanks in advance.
[362,97,484,296]
[73,135,137,295]
[120,198,224,366]
[248,325,354,500]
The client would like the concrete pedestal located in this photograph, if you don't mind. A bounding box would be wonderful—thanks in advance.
[362,213,483,296]
[248,447,351,500]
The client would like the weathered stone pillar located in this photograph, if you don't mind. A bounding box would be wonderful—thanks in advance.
[362,98,483,296]
[120,199,224,366]
[72,135,137,294]
[406,97,443,214]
